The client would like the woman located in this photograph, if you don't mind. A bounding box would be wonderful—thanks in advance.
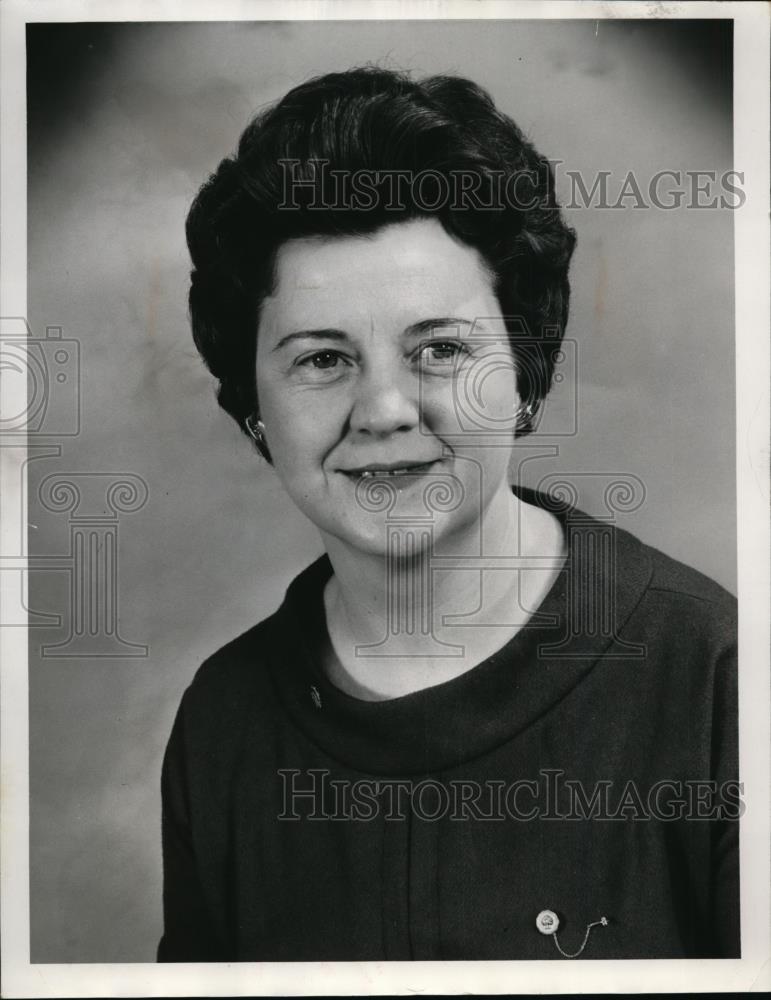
[159,68,739,961]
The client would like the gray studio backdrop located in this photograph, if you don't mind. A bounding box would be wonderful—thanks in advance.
[25,20,735,961]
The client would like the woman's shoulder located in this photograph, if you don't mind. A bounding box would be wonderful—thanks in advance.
[519,482,736,625]
[181,554,330,717]
[610,526,737,676]
[171,616,283,753]
[630,530,736,622]
[189,615,279,695]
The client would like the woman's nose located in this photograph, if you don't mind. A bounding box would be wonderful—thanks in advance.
[348,368,420,437]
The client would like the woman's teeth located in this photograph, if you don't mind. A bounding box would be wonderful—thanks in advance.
[354,463,433,478]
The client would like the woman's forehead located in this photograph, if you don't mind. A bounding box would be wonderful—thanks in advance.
[261,217,498,336]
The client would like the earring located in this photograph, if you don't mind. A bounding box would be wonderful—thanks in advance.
[245,413,269,458]
[514,401,536,428]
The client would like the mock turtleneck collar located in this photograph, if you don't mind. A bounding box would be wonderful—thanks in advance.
[265,485,653,776]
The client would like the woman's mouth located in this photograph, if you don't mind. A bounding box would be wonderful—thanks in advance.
[341,460,440,480]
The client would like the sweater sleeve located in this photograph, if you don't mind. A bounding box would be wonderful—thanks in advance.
[710,639,741,957]
[157,691,228,962]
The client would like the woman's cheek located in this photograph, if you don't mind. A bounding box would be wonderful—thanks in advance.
[271,409,337,479]
[420,382,462,436]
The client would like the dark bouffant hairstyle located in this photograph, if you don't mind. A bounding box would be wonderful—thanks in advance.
[186,67,576,448]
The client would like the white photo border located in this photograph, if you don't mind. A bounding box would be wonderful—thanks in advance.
[1,0,769,996]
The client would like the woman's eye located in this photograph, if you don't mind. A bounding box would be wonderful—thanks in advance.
[418,341,467,367]
[303,351,342,369]
[294,350,352,379]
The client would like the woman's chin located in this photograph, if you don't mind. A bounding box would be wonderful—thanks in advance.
[285,466,466,558]
[319,515,448,560]
[319,504,483,561]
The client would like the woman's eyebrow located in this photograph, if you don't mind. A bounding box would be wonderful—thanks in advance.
[272,329,348,352]
[272,318,475,353]
[406,318,474,336]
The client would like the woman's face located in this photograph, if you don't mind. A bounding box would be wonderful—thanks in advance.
[255,216,521,556]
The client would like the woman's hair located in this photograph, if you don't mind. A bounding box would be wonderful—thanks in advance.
[186,66,577,448]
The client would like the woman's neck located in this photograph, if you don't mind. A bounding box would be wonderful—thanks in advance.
[319,487,566,701]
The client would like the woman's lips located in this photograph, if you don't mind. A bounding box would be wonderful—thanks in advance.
[341,460,440,479]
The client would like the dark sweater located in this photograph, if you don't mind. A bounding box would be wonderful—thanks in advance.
[158,487,740,961]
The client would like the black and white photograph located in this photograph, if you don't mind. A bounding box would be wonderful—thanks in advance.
[1,1,769,996]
